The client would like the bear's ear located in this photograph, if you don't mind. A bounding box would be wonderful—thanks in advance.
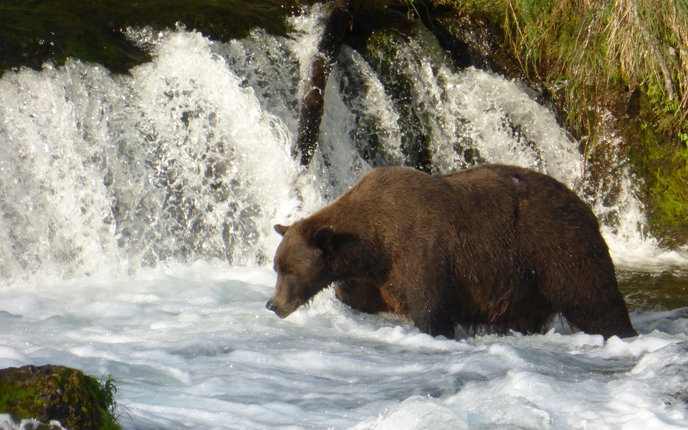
[274,224,290,236]
[314,227,336,255]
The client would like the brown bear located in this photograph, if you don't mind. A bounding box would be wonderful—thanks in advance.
[266,164,637,339]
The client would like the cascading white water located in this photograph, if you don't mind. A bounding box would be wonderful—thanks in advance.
[2,7,688,430]
[1,9,682,282]
[0,29,314,280]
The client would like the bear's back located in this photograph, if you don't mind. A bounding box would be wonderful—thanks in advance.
[318,166,462,235]
[440,164,600,231]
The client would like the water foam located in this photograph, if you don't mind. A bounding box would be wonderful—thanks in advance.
[1,265,687,429]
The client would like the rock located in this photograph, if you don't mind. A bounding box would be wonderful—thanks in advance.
[0,365,121,430]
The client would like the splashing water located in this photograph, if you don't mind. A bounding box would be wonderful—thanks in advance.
[1,30,312,279]
[1,15,684,280]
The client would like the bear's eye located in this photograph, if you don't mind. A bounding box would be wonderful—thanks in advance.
[275,262,293,276]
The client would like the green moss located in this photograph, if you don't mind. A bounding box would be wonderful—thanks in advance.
[627,108,688,245]
[0,365,121,430]
[649,142,688,234]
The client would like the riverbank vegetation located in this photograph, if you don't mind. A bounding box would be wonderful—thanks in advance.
[432,0,688,244]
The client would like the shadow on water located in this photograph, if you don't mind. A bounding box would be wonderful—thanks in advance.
[617,269,688,311]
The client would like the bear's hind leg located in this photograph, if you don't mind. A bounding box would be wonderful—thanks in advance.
[535,251,637,339]
[547,277,637,339]
[562,300,637,339]
[405,291,459,339]
[410,306,457,338]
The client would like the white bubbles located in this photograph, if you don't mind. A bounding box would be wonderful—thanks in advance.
[426,66,583,185]
[0,62,119,279]
[353,397,469,430]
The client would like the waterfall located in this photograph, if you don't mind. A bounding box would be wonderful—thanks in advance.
[0,8,672,282]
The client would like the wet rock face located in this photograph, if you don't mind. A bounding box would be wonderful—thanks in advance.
[0,0,296,76]
[363,27,435,173]
[296,0,545,174]
[422,5,525,80]
[0,365,120,430]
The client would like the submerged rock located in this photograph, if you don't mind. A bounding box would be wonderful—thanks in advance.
[0,365,121,430]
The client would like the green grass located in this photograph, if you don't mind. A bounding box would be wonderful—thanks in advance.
[632,126,688,244]
[96,374,118,421]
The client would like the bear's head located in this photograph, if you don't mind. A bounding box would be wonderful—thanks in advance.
[266,223,342,318]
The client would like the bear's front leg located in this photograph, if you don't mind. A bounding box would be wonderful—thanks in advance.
[334,279,391,315]
[407,299,458,339]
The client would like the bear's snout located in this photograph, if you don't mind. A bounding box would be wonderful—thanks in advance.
[266,297,297,319]
[266,298,278,313]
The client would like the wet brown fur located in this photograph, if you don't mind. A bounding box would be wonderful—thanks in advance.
[267,164,637,339]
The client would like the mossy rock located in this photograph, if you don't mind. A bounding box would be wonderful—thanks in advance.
[364,25,447,172]
[0,0,295,76]
[0,365,121,430]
